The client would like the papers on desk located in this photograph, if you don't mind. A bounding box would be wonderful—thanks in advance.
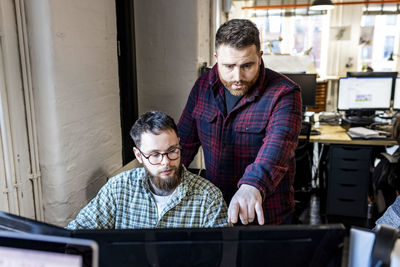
[347,127,387,139]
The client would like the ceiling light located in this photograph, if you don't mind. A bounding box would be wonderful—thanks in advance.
[310,0,335,10]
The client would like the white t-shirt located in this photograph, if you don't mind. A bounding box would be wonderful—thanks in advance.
[150,191,174,218]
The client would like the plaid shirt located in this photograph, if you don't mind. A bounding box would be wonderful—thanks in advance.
[66,167,228,229]
[177,61,302,224]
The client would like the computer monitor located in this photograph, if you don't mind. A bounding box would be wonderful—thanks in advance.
[0,211,346,267]
[394,78,400,110]
[0,230,98,267]
[283,73,317,107]
[72,225,345,267]
[338,77,393,110]
[348,226,400,267]
[347,71,398,99]
[0,210,70,236]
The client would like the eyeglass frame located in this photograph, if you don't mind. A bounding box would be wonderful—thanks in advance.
[136,146,182,165]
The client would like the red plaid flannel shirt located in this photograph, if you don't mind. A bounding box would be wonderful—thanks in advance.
[177,61,302,224]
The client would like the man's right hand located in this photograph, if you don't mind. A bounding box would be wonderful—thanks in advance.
[228,184,264,225]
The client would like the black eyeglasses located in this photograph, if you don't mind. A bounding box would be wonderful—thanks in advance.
[136,147,181,165]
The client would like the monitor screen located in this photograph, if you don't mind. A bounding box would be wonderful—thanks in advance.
[0,230,98,267]
[72,225,345,267]
[283,73,317,107]
[394,78,400,110]
[0,211,69,236]
[0,211,346,267]
[338,77,393,110]
[347,71,398,99]
[348,226,400,267]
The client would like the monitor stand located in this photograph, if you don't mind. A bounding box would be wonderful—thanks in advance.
[341,110,376,129]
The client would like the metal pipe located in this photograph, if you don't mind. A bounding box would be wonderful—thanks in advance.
[13,0,26,217]
[0,40,18,215]
[216,0,221,32]
[14,0,44,220]
[242,0,400,10]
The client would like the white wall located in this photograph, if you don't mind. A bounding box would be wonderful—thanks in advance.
[134,0,211,122]
[25,0,122,226]
[134,0,211,170]
[325,5,363,76]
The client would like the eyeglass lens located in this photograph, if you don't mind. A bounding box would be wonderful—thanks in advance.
[148,148,180,164]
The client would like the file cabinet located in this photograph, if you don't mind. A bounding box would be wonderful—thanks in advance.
[326,145,372,217]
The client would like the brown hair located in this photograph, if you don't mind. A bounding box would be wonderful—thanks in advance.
[130,111,178,148]
[215,19,260,53]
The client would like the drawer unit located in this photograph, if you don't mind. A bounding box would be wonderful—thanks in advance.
[330,145,372,160]
[329,167,369,185]
[326,145,372,218]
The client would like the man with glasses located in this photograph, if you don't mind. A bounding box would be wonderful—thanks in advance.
[67,111,228,229]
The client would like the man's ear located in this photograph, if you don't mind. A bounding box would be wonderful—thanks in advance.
[133,147,143,164]
[258,51,263,65]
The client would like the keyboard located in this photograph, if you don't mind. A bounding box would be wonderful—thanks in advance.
[310,129,321,135]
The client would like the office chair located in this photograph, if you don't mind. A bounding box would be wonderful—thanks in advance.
[296,121,312,162]
[293,121,313,223]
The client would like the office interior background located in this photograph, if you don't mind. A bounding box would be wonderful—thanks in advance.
[0,0,399,227]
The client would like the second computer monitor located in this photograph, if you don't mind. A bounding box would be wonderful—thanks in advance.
[338,77,393,110]
[283,73,317,107]
[394,78,400,110]
[347,71,398,99]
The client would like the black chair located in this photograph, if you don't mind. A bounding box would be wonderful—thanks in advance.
[293,121,313,223]
[295,121,312,188]
[296,121,312,162]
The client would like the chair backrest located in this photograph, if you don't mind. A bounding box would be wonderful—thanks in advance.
[293,121,313,194]
[296,121,312,161]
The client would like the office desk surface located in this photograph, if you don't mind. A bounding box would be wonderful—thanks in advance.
[309,125,398,146]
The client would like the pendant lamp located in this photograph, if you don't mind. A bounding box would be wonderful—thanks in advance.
[310,0,335,10]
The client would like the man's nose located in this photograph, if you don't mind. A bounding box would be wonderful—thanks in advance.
[160,154,171,165]
[232,67,243,81]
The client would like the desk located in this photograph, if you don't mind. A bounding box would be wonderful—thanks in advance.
[309,125,398,146]
[304,124,398,218]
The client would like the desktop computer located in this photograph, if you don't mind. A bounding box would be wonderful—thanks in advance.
[282,73,317,108]
[338,76,393,128]
[0,211,346,267]
[0,230,98,267]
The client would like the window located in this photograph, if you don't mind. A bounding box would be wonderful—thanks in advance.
[358,13,400,71]
[386,15,397,25]
[361,46,372,59]
[250,12,329,71]
[384,36,395,58]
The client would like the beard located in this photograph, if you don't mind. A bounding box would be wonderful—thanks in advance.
[145,164,182,196]
[218,68,260,97]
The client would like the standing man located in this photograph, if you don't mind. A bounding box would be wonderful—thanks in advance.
[177,19,302,225]
[67,111,228,229]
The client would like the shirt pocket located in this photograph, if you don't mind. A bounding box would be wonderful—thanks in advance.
[192,106,218,142]
[234,122,265,147]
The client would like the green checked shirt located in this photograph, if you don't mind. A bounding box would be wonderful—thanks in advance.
[66,166,228,229]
